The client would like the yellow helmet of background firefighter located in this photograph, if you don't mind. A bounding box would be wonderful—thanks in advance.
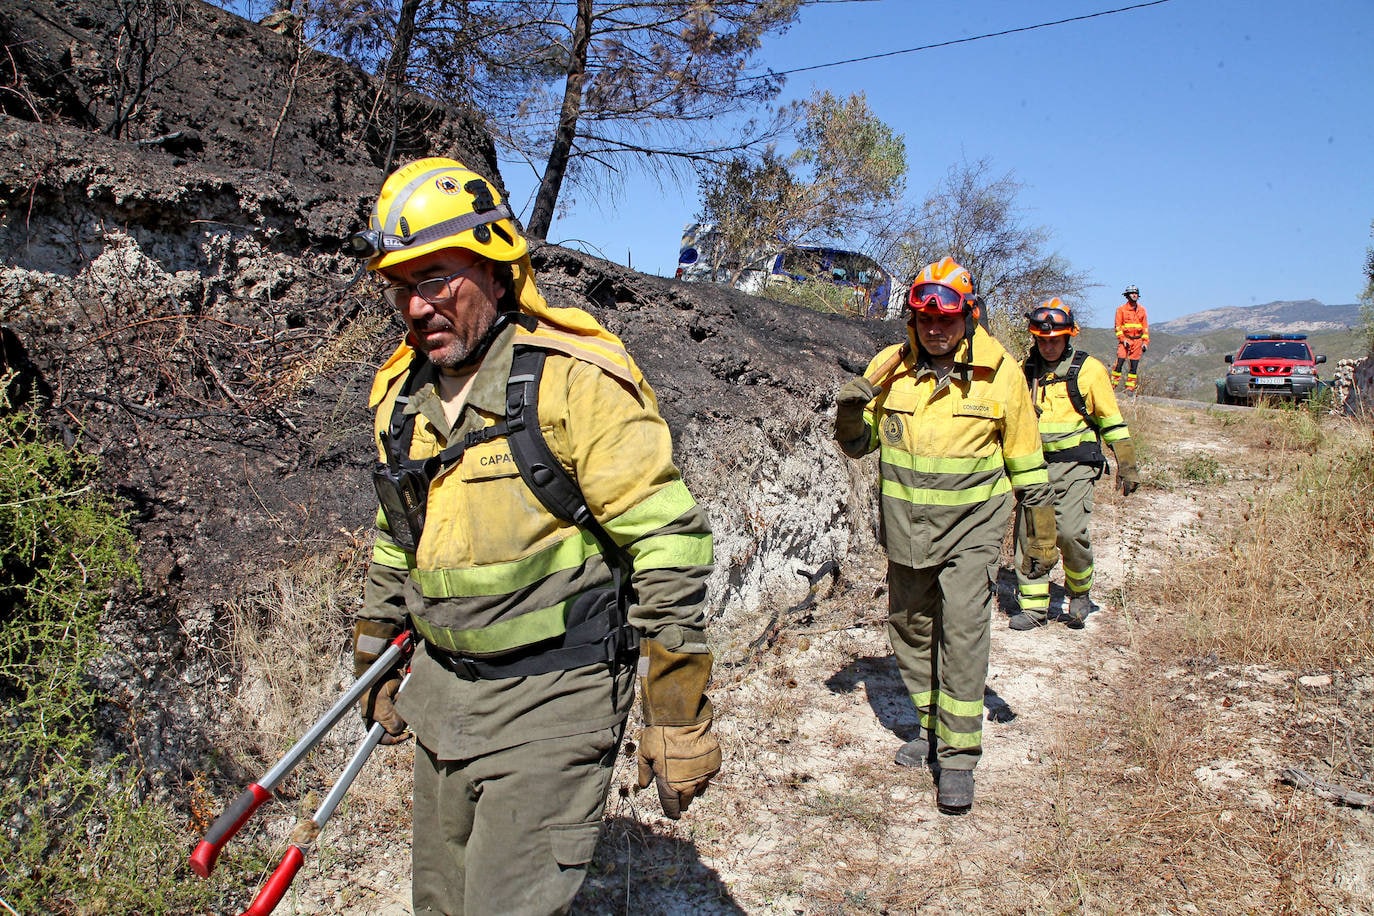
[350,158,527,270]
[907,257,979,319]
[1026,298,1080,338]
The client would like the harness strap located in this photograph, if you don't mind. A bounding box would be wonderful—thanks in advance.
[428,612,639,681]
[380,341,641,680]
[1025,348,1105,472]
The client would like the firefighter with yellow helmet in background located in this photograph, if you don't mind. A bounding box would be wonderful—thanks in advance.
[1010,300,1140,632]
[832,257,1058,814]
[348,157,719,914]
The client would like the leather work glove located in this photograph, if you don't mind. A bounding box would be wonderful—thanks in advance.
[1019,504,1060,579]
[636,635,721,820]
[833,376,878,444]
[1113,439,1141,496]
[353,618,409,745]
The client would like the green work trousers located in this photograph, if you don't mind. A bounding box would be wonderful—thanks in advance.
[412,724,624,916]
[1014,461,1099,621]
[886,544,998,772]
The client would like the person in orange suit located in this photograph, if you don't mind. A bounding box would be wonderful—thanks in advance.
[1111,285,1149,392]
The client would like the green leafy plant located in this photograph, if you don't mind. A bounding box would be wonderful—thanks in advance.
[0,391,218,914]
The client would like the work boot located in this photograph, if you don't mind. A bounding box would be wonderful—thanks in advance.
[937,769,974,814]
[1066,594,1095,629]
[894,732,935,767]
[1008,612,1046,631]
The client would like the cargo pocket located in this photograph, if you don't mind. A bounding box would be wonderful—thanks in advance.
[549,821,602,870]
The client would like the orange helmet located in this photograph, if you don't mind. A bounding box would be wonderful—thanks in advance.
[1026,298,1079,338]
[907,257,978,317]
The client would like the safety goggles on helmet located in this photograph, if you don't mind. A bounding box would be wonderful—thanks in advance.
[381,263,488,308]
[908,282,969,315]
[1026,304,1077,337]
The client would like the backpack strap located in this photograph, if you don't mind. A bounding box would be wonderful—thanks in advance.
[505,345,632,573]
[425,345,639,681]
[1063,350,1095,434]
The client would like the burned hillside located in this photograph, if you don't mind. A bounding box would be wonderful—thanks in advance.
[1,0,891,831]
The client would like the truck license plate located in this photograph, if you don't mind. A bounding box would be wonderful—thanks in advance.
[1253,377,1286,386]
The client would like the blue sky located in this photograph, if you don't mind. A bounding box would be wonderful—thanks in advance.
[499,0,1373,326]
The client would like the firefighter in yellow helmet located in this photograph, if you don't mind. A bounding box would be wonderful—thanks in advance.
[348,158,719,914]
[1011,300,1139,632]
[832,257,1057,814]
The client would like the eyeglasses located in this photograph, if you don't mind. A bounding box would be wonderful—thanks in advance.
[908,282,967,314]
[382,263,487,308]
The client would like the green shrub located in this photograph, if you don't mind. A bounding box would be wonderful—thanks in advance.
[759,277,871,316]
[0,393,218,914]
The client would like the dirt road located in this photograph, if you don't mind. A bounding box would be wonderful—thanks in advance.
[279,399,1371,915]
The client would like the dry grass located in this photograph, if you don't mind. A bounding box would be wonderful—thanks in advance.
[223,541,375,806]
[1162,416,1374,669]
[1008,402,1374,915]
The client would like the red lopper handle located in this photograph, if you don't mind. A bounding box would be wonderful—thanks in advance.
[240,844,306,916]
[190,783,273,878]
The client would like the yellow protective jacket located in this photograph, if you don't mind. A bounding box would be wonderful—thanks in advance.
[843,324,1052,569]
[363,279,713,760]
[1023,348,1132,463]
[1114,302,1149,343]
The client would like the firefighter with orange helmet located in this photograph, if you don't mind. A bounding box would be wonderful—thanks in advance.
[1111,284,1149,391]
[349,157,718,913]
[1010,300,1139,632]
[832,257,1057,814]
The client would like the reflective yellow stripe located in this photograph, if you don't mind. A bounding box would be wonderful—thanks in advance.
[631,532,713,570]
[880,449,1004,475]
[882,475,1011,507]
[1004,451,1046,474]
[1019,582,1050,596]
[913,692,982,749]
[936,692,985,719]
[1043,429,1097,451]
[372,537,412,570]
[604,480,699,542]
[933,721,982,749]
[1008,466,1049,487]
[413,531,600,598]
[1065,565,1093,588]
[413,599,573,654]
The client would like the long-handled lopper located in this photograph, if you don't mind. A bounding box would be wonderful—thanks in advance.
[190,628,414,878]
[239,671,412,916]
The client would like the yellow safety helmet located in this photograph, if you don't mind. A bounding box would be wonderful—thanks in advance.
[347,158,526,270]
[1026,298,1079,338]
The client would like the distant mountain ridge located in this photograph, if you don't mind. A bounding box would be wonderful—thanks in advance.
[1137,299,1360,335]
